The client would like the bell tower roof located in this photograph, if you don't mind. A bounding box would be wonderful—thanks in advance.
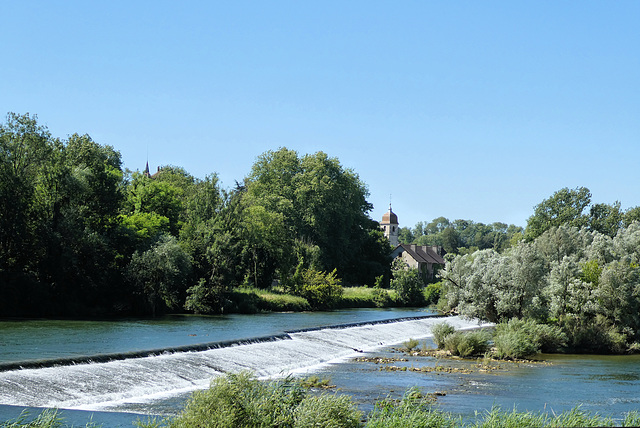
[381,204,398,225]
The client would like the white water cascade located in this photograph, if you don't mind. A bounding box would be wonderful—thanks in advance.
[0,316,484,412]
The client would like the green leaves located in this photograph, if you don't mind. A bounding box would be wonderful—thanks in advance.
[525,187,592,240]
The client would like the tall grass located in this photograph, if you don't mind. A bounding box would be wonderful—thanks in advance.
[366,388,459,428]
[6,395,640,427]
[0,409,99,428]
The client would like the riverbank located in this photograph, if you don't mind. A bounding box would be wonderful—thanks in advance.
[219,284,440,314]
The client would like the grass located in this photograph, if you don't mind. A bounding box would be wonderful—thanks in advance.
[229,286,401,312]
[229,287,311,312]
[8,395,640,427]
[338,286,395,308]
[0,409,99,427]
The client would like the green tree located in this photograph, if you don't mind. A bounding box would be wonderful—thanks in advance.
[589,202,623,237]
[127,234,192,316]
[124,171,183,238]
[0,112,53,274]
[525,187,592,240]
[390,259,425,306]
[623,206,640,228]
[244,148,388,286]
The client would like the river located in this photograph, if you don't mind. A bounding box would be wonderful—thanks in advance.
[1,308,639,426]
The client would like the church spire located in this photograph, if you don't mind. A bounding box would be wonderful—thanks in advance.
[381,204,399,247]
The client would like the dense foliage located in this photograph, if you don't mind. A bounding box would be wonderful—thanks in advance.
[441,221,640,353]
[0,113,390,317]
[398,217,523,254]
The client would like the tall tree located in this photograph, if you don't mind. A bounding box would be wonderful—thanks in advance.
[588,202,623,237]
[244,148,388,285]
[0,113,53,274]
[524,187,592,240]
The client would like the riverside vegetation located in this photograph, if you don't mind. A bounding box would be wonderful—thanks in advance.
[6,372,640,427]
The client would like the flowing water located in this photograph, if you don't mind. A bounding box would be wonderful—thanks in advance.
[1,309,639,426]
[0,308,447,425]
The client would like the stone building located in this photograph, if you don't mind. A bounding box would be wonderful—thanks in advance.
[390,244,445,280]
[380,206,445,280]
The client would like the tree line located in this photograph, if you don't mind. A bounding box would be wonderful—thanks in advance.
[399,218,524,254]
[0,113,390,317]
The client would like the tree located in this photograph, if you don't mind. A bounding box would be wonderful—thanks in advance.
[589,202,623,237]
[124,172,183,238]
[127,234,192,316]
[242,204,290,288]
[390,259,425,306]
[243,148,388,285]
[623,206,640,227]
[525,187,592,240]
[0,112,53,273]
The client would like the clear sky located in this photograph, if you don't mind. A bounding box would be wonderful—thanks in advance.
[2,1,638,229]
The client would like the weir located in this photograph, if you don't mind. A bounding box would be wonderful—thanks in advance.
[0,315,483,412]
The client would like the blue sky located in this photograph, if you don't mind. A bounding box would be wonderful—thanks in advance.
[2,1,638,228]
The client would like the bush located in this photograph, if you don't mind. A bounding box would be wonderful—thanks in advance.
[492,318,567,359]
[167,372,305,427]
[423,281,442,305]
[293,394,362,428]
[296,268,343,310]
[372,287,392,308]
[492,326,538,360]
[431,322,456,349]
[444,330,490,357]
[404,338,419,351]
[391,267,425,306]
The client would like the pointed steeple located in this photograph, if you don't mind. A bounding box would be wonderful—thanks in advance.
[144,161,150,177]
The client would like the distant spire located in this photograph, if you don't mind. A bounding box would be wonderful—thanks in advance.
[144,161,150,177]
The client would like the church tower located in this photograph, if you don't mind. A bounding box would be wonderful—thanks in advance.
[381,204,399,247]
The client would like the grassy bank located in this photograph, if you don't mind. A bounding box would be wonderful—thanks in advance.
[223,286,409,314]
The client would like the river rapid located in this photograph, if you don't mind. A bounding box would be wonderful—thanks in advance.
[1,308,639,426]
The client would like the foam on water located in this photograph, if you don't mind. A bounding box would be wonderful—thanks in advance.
[0,315,484,412]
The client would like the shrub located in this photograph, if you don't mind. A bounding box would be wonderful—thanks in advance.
[423,281,442,305]
[293,394,362,428]
[492,326,538,360]
[297,268,343,310]
[431,322,456,349]
[534,322,568,353]
[492,318,567,359]
[444,330,490,357]
[372,288,392,308]
[167,372,305,428]
[158,372,362,428]
[404,338,419,351]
